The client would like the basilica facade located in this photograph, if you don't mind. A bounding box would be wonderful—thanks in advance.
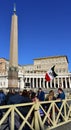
[0,55,71,90]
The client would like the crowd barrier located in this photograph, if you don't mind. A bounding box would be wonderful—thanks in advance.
[0,99,71,130]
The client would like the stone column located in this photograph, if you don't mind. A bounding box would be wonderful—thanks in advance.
[19,77,24,90]
[8,7,18,89]
[57,77,60,88]
[54,78,56,88]
[36,78,38,88]
[33,78,34,88]
[43,78,45,88]
[65,77,67,88]
[50,80,52,88]
[46,81,48,88]
[61,77,63,88]
[69,77,71,88]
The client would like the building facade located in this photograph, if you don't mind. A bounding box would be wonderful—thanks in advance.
[0,55,71,89]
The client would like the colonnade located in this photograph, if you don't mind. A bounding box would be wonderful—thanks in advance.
[20,75,71,89]
[0,74,71,89]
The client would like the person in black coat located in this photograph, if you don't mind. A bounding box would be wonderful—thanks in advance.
[19,89,32,130]
[7,89,25,130]
[37,88,45,101]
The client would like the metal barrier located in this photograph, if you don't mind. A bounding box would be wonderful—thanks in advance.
[0,99,71,130]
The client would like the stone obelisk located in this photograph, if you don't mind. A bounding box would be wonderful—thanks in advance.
[8,5,18,89]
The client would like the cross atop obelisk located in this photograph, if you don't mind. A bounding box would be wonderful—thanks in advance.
[8,4,18,89]
[14,3,16,13]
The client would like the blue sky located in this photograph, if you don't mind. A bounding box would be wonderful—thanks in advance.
[0,0,71,71]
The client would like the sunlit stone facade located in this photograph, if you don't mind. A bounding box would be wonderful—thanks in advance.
[0,55,71,89]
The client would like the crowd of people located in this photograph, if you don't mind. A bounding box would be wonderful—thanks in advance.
[0,86,65,129]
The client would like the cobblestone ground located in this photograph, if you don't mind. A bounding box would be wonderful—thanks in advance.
[0,118,9,130]
[51,122,71,130]
[1,122,71,130]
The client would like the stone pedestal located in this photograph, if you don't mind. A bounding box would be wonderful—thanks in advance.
[8,67,18,88]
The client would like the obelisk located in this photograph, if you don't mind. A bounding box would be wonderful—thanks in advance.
[8,5,18,89]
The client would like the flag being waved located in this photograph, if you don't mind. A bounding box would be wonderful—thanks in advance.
[45,65,58,82]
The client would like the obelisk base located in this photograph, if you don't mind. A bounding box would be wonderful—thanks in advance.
[8,67,18,89]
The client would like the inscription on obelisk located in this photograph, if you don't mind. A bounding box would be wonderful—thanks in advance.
[8,5,18,88]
